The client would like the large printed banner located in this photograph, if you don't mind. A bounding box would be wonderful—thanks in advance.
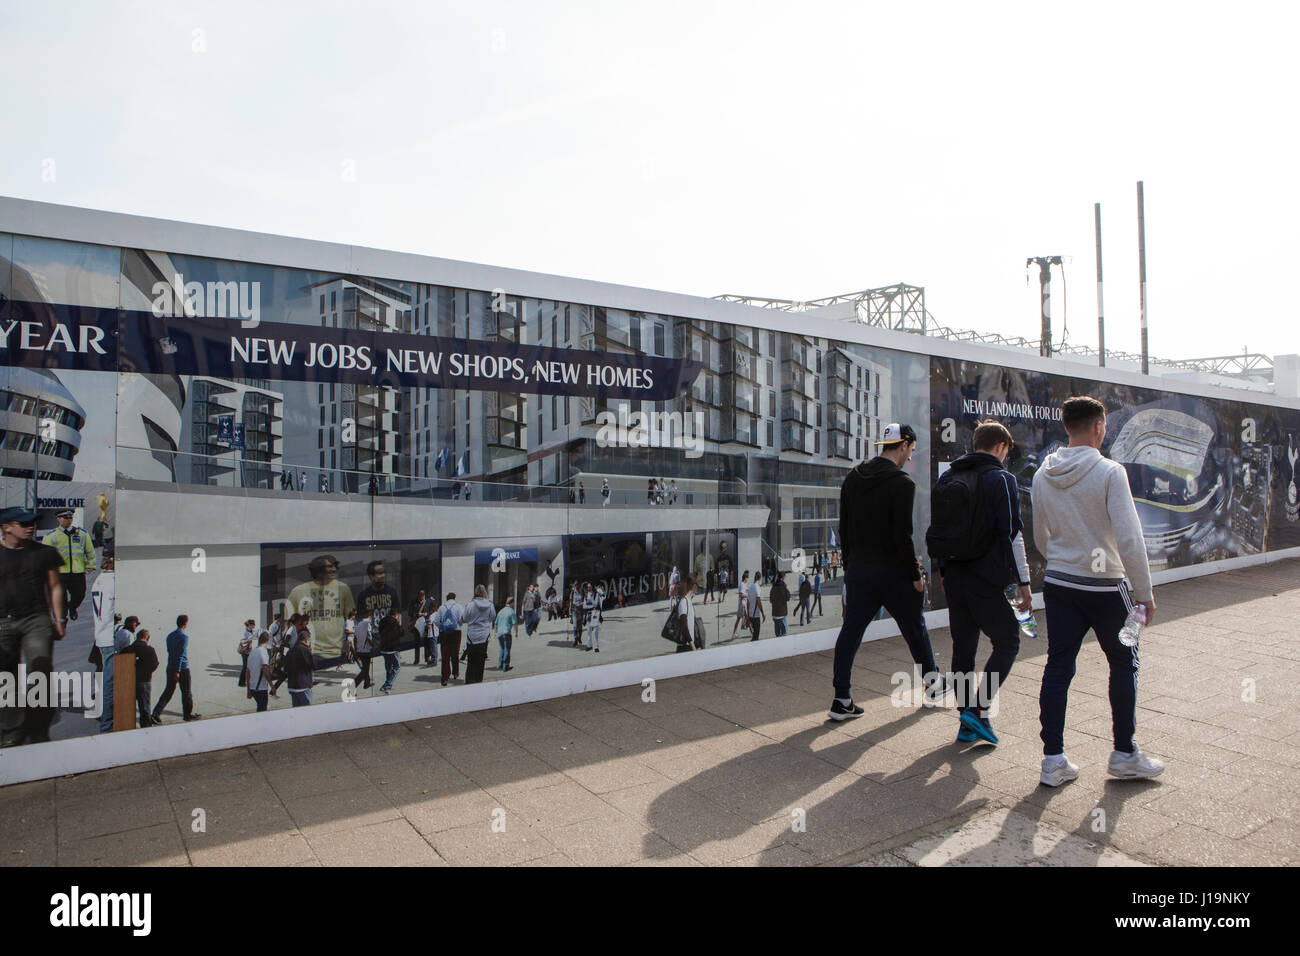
[0,302,704,401]
[930,357,1300,596]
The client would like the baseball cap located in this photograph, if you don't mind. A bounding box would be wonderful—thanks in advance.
[0,506,39,525]
[57,509,75,518]
[875,423,918,446]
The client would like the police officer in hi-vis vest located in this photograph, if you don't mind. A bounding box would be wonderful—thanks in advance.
[42,508,97,621]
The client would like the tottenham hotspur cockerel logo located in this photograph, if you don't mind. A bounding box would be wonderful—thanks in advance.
[1286,436,1299,523]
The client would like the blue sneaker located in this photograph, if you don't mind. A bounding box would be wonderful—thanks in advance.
[960,708,999,745]
[956,722,978,743]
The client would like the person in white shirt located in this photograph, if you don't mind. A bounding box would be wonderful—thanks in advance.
[352,613,376,689]
[237,617,257,688]
[676,574,698,652]
[246,631,273,710]
[583,584,602,653]
[731,571,751,639]
[666,566,680,612]
[745,571,765,641]
[90,554,116,733]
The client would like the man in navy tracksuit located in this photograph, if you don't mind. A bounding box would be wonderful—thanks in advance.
[830,423,943,720]
[935,421,1032,746]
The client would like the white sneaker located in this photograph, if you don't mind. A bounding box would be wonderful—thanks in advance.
[1040,756,1079,787]
[922,675,951,708]
[1108,749,1164,780]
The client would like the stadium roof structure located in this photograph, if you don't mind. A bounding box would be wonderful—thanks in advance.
[714,283,1275,387]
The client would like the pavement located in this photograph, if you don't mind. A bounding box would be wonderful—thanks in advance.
[2,558,1296,867]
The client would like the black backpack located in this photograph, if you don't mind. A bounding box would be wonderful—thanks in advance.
[926,461,998,563]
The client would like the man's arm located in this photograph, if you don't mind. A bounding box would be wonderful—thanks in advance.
[1106,466,1155,615]
[46,568,66,639]
[1030,476,1051,557]
[894,480,922,582]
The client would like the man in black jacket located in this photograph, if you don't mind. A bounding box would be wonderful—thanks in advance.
[830,423,943,720]
[132,629,160,728]
[934,421,1033,746]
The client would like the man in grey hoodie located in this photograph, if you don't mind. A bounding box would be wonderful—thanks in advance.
[461,585,496,685]
[1031,396,1163,787]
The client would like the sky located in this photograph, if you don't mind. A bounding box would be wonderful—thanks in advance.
[2,0,1297,363]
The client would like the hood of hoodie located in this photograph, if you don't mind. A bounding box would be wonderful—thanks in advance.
[1037,445,1106,489]
[851,455,911,490]
[469,597,494,613]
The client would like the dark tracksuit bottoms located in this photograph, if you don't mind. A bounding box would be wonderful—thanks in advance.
[1039,578,1139,756]
[832,563,939,700]
[943,566,1020,713]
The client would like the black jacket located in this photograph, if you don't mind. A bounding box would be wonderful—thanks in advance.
[132,642,159,683]
[286,642,314,691]
[378,615,403,653]
[769,581,790,617]
[938,451,1026,590]
[839,456,921,581]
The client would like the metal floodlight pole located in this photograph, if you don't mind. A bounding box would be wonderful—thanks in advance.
[1137,181,1149,375]
[1095,202,1106,368]
[1028,256,1064,357]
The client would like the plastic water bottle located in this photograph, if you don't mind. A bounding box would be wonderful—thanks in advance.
[1004,585,1038,639]
[1118,605,1147,647]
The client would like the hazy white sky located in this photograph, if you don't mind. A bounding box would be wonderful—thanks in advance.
[2,0,1297,361]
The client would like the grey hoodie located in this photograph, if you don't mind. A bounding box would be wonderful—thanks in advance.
[462,597,496,644]
[1030,445,1153,601]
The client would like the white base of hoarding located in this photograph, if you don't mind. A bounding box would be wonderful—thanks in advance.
[2,546,1297,786]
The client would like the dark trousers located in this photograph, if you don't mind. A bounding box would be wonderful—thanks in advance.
[943,568,1021,713]
[833,563,938,700]
[796,595,811,624]
[1040,581,1139,756]
[749,615,762,641]
[813,592,823,615]
[61,572,87,617]
[153,667,193,719]
[136,682,153,727]
[237,652,249,686]
[0,611,55,747]
[424,633,438,665]
[465,641,488,684]
[355,652,373,687]
[440,631,462,683]
[252,689,268,711]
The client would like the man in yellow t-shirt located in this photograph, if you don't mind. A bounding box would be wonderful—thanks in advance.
[286,554,355,661]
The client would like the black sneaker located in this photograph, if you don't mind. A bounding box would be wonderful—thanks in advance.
[184,713,202,721]
[827,699,864,721]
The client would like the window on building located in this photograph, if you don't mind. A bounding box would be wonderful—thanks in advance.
[767,420,774,446]
[319,295,324,315]
[331,291,337,310]
[653,323,665,356]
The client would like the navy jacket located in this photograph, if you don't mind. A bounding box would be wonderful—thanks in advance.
[938,451,1028,590]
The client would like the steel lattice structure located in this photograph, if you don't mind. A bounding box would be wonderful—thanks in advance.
[714,285,1273,385]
